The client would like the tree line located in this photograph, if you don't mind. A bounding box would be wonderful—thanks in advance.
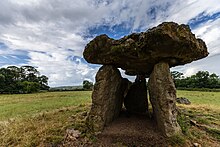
[0,66,49,94]
[48,80,93,92]
[171,71,220,89]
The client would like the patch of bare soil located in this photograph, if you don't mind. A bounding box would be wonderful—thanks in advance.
[95,111,169,147]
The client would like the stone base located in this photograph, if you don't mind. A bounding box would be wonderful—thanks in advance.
[148,62,181,137]
[86,65,124,132]
[124,78,148,114]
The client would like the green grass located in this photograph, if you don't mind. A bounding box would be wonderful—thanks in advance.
[0,91,91,120]
[0,105,90,146]
[0,90,220,146]
[177,90,220,111]
[0,91,92,146]
[176,90,220,146]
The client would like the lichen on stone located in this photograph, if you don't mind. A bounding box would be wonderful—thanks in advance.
[83,22,208,76]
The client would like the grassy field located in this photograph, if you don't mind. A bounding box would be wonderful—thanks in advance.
[176,90,220,146]
[0,90,219,146]
[0,91,91,120]
[0,91,92,146]
[177,90,220,111]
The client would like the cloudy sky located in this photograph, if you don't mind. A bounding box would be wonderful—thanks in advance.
[0,0,220,87]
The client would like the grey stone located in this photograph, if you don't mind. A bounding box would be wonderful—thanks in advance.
[148,62,181,137]
[124,76,148,114]
[176,97,191,105]
[121,78,132,97]
[83,22,208,76]
[86,65,124,132]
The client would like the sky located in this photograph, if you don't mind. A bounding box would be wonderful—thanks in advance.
[0,0,220,87]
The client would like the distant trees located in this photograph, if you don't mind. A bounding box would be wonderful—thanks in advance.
[83,80,93,90]
[0,66,49,94]
[171,71,220,89]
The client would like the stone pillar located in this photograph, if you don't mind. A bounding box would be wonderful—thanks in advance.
[124,77,148,114]
[86,65,124,132]
[148,62,181,137]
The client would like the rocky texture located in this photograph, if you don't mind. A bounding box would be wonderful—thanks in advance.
[124,76,148,114]
[121,78,132,97]
[148,62,181,137]
[84,22,208,137]
[177,97,191,105]
[86,65,124,132]
[83,22,208,76]
[64,129,81,142]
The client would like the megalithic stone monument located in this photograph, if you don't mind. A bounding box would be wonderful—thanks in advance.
[83,22,208,137]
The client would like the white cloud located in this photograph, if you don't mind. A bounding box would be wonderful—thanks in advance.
[8,0,41,6]
[0,0,220,86]
[28,51,99,86]
[166,0,220,23]
[192,18,220,56]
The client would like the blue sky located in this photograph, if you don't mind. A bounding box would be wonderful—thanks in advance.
[0,0,220,87]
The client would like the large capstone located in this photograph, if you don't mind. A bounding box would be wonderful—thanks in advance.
[124,76,148,114]
[148,62,181,137]
[86,65,124,132]
[83,22,208,76]
[83,21,208,137]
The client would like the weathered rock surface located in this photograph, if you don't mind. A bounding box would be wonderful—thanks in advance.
[86,65,124,132]
[83,21,209,138]
[121,78,132,97]
[83,22,208,76]
[148,62,181,137]
[177,97,191,105]
[124,77,148,114]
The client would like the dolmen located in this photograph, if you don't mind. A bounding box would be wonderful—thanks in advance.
[83,22,208,137]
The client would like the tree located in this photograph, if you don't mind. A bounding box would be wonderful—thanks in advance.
[38,75,50,90]
[171,71,184,88]
[83,80,93,90]
[7,66,21,81]
[208,73,220,88]
[0,66,49,94]
[172,70,220,89]
[20,66,39,82]
[0,74,5,93]
[194,71,209,88]
[171,71,184,79]
[19,81,40,93]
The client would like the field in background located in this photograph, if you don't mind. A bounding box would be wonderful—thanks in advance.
[0,91,92,146]
[0,91,91,120]
[177,90,220,111]
[177,90,220,145]
[0,90,219,146]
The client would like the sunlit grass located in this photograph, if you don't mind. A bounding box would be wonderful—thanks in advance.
[0,104,90,146]
[0,91,92,146]
[176,90,220,146]
[0,91,91,120]
[0,90,219,146]
[177,90,220,112]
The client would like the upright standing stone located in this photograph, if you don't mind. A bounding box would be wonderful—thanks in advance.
[148,62,181,137]
[121,78,132,97]
[86,65,124,132]
[124,77,148,114]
